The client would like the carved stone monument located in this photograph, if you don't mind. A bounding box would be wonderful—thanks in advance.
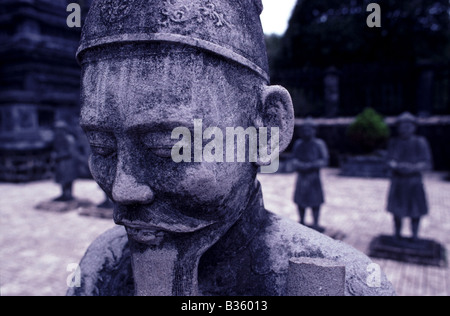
[369,112,446,267]
[292,118,329,232]
[67,0,395,296]
[52,121,78,202]
[35,120,93,213]
[387,112,432,241]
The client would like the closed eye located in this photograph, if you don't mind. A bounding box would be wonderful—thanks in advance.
[141,131,178,158]
[85,131,117,158]
[90,144,116,157]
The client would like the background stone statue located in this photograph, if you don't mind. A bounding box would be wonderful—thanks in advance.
[52,120,79,202]
[68,0,395,296]
[293,119,329,231]
[387,112,432,241]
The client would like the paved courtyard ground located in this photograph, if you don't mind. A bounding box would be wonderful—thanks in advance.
[0,169,449,296]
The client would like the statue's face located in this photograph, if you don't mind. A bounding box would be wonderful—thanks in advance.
[300,125,315,140]
[397,121,416,139]
[80,47,259,245]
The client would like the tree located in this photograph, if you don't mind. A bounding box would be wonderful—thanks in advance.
[265,34,283,74]
[347,108,390,154]
[276,0,450,68]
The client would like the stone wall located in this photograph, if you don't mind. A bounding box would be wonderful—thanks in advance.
[290,116,450,172]
[0,0,89,182]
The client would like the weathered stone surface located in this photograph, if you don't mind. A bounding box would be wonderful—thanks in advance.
[287,257,345,296]
[66,225,133,296]
[77,0,269,82]
[68,209,396,296]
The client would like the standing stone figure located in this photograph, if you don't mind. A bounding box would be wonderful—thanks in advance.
[293,119,329,231]
[53,120,79,202]
[387,112,432,241]
[68,0,395,296]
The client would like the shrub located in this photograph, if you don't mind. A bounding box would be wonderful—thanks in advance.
[347,108,390,154]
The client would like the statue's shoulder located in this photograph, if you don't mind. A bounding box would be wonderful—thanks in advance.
[414,135,430,147]
[314,138,327,148]
[260,213,396,296]
[66,226,134,296]
[292,139,304,149]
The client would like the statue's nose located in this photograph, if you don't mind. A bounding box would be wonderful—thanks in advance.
[112,169,154,205]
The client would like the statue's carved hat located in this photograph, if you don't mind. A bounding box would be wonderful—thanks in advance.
[302,117,317,128]
[77,0,269,82]
[396,112,417,124]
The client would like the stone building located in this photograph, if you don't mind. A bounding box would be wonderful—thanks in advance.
[0,0,89,182]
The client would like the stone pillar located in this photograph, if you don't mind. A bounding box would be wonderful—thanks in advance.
[417,62,435,117]
[287,257,346,296]
[324,67,340,118]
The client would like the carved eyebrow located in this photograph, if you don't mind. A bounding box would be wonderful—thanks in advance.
[125,121,194,134]
[84,131,117,149]
[80,119,196,134]
[79,118,115,133]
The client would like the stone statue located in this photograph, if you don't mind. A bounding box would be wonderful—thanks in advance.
[53,120,79,202]
[68,0,395,296]
[293,119,329,231]
[387,112,432,241]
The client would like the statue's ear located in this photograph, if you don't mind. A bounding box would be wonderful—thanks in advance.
[256,85,295,155]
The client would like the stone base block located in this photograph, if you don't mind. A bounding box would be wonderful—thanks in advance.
[369,235,447,268]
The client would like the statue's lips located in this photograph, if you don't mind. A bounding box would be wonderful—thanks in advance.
[118,219,215,234]
[114,203,218,236]
[124,225,166,245]
[121,220,214,245]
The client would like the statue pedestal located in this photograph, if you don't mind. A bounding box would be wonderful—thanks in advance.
[369,235,447,267]
[79,205,113,219]
[35,199,94,213]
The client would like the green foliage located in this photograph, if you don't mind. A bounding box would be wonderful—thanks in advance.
[347,108,391,154]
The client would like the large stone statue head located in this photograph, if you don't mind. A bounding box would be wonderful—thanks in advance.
[77,0,294,295]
